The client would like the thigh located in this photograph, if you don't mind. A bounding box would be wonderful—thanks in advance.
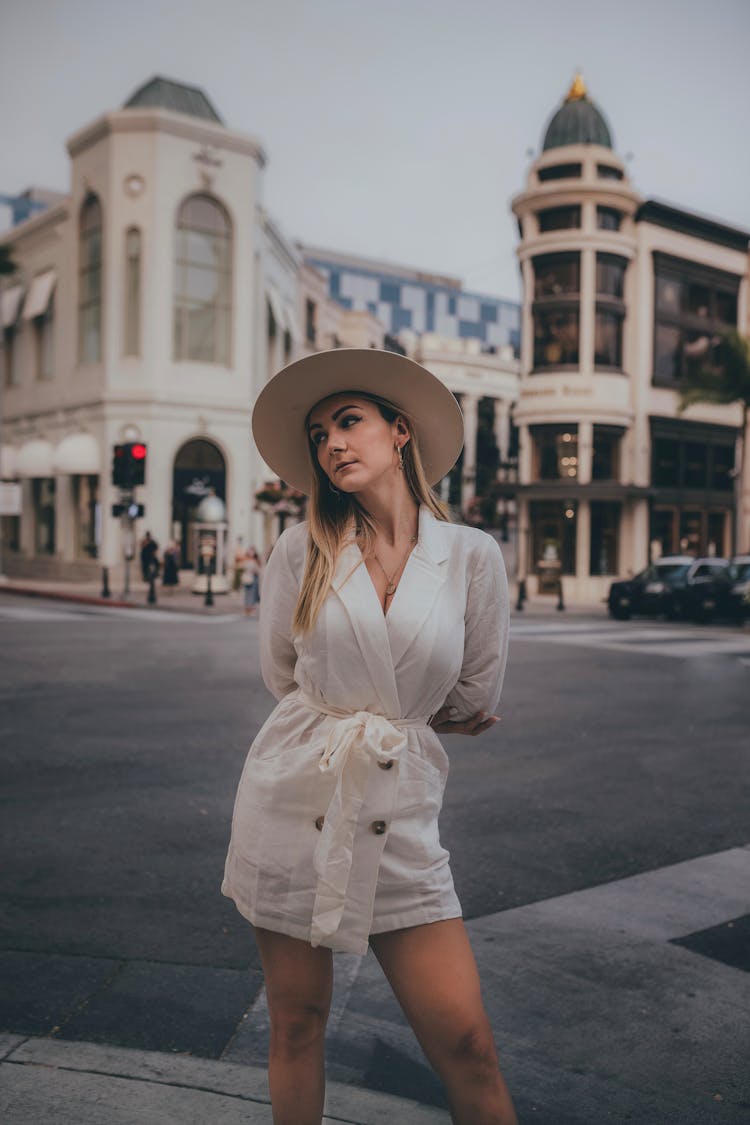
[369,919,494,1061]
[253,926,334,1016]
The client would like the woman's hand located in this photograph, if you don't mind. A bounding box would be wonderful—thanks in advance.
[429,707,499,736]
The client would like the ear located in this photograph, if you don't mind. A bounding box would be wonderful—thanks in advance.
[394,415,411,441]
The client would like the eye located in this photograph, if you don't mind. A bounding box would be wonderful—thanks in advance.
[310,431,326,447]
[341,414,361,428]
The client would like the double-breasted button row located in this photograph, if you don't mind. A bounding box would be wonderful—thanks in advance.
[315,815,387,834]
[314,815,325,831]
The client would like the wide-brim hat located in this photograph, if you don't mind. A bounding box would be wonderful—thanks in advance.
[252,348,464,494]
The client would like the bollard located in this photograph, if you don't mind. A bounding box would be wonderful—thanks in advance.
[556,578,565,612]
[515,579,526,612]
[101,567,111,599]
[204,565,214,608]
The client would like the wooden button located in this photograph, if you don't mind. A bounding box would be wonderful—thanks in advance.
[371,820,387,836]
[314,816,325,831]
[378,760,394,770]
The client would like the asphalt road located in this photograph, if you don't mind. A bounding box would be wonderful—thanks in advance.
[1,593,749,1109]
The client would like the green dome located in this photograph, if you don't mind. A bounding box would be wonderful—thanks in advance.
[542,76,613,152]
[124,77,223,124]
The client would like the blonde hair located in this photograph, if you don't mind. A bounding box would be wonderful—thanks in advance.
[292,392,451,634]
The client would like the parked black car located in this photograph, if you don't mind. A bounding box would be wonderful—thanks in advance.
[608,556,732,622]
[727,556,750,622]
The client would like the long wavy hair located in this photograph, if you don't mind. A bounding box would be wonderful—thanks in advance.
[292,391,452,634]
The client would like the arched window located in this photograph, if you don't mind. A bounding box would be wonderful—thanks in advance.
[124,227,141,356]
[79,194,102,364]
[174,194,232,364]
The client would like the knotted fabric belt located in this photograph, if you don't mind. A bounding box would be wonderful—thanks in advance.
[296,692,430,948]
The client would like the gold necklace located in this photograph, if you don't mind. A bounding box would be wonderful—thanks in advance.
[371,535,417,597]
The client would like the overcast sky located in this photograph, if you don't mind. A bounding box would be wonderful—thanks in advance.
[1,0,748,301]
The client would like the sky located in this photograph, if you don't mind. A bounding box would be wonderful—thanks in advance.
[1,0,748,302]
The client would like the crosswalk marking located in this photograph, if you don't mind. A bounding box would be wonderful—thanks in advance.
[0,602,242,624]
[510,618,750,660]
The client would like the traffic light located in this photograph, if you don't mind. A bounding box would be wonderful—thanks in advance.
[112,442,147,488]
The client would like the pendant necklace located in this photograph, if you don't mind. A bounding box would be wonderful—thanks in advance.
[371,535,417,597]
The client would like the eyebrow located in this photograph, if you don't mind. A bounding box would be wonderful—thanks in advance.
[307,404,362,432]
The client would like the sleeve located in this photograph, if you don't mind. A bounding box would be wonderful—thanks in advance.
[442,534,510,720]
[259,530,301,700]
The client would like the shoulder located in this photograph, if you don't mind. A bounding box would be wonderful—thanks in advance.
[441,521,504,566]
[270,520,309,574]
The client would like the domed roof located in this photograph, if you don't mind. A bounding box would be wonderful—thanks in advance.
[123,76,223,124]
[542,75,612,151]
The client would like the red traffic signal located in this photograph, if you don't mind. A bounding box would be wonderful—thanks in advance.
[112,442,147,488]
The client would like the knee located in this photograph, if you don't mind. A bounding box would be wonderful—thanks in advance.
[268,1002,329,1058]
[448,1022,500,1082]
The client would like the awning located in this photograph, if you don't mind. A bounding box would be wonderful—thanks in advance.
[53,433,100,475]
[1,446,18,478]
[265,283,284,330]
[1,285,25,328]
[23,270,57,320]
[16,439,54,478]
[282,301,301,341]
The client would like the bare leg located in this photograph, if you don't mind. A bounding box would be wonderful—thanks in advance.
[252,927,333,1125]
[370,919,518,1125]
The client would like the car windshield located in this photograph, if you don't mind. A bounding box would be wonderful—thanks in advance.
[729,562,750,582]
[642,563,690,582]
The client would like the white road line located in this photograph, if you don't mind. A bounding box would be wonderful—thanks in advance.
[511,620,750,660]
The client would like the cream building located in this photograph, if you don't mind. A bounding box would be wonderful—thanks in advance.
[0,77,520,584]
[512,76,749,602]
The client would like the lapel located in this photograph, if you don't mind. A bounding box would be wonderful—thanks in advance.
[386,505,450,669]
[333,531,401,715]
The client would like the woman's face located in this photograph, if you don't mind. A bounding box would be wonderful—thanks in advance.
[306,393,408,494]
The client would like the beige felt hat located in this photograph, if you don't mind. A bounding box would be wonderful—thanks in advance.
[252,348,464,494]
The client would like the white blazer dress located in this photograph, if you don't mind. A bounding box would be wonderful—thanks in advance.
[221,504,510,955]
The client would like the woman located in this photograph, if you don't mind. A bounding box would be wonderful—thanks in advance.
[242,547,263,617]
[222,348,517,1125]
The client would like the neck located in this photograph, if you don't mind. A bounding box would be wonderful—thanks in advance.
[356,477,419,546]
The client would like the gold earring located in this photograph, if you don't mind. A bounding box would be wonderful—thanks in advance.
[396,444,404,470]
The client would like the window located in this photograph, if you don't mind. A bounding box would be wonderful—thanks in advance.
[711,445,734,490]
[538,163,582,182]
[652,438,680,487]
[35,293,54,379]
[651,426,735,493]
[305,299,316,344]
[532,426,578,481]
[74,475,99,559]
[174,194,232,364]
[592,427,621,480]
[597,207,622,231]
[595,254,626,370]
[532,253,580,369]
[538,206,581,232]
[590,502,620,575]
[79,194,102,364]
[653,255,740,387]
[124,227,141,356]
[597,164,624,181]
[3,326,22,386]
[33,477,55,555]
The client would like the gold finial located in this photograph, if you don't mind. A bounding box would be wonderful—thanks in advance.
[566,73,587,102]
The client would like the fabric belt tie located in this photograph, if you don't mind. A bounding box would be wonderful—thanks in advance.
[296,692,429,948]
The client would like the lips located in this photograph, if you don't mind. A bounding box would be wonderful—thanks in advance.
[334,461,357,473]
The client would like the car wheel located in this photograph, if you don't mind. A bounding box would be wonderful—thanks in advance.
[609,607,631,621]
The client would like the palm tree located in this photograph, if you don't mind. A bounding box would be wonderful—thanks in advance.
[679,329,750,554]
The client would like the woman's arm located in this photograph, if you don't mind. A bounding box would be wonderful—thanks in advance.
[259,531,299,700]
[433,534,509,734]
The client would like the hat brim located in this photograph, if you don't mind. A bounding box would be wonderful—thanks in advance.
[252,348,464,494]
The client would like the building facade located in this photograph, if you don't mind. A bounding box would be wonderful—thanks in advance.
[511,76,749,602]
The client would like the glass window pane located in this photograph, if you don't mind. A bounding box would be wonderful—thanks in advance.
[596,255,625,298]
[538,163,581,181]
[716,290,737,325]
[533,308,579,367]
[687,282,711,318]
[679,510,702,554]
[590,501,620,575]
[711,445,734,491]
[184,265,220,303]
[597,207,622,231]
[538,206,581,232]
[592,429,619,480]
[594,309,623,367]
[656,274,683,313]
[684,442,708,488]
[533,254,580,298]
[654,323,681,384]
[652,439,680,487]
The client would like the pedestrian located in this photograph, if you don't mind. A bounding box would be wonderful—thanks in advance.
[162,540,180,592]
[139,531,158,582]
[241,546,262,617]
[233,537,247,592]
[222,348,516,1124]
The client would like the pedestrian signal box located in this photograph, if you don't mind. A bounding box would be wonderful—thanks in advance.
[112,442,147,488]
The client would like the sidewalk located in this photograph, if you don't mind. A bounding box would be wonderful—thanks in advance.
[2,847,748,1124]
[0,572,608,619]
